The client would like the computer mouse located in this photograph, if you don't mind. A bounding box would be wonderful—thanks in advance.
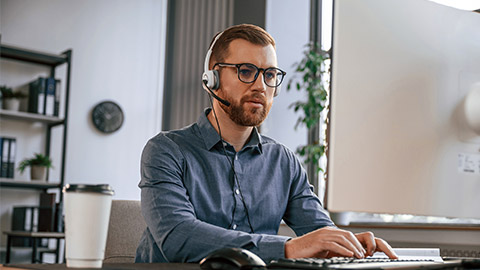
[200,247,267,270]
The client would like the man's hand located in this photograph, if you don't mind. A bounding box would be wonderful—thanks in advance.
[284,227,398,259]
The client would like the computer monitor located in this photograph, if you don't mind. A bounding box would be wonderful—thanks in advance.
[327,0,480,219]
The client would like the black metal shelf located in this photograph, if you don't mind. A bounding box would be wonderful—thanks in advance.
[0,44,71,189]
[0,178,61,190]
[0,109,64,126]
[0,44,68,67]
[1,43,71,202]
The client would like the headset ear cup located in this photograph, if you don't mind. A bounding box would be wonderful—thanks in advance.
[212,70,220,90]
[202,70,215,91]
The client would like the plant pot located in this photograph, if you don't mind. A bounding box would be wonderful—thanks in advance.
[31,165,47,181]
[3,98,21,111]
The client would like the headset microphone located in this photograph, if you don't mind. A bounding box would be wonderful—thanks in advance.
[203,80,231,107]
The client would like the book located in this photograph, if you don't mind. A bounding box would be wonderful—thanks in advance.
[0,138,5,177]
[11,206,36,246]
[17,83,30,112]
[37,77,46,115]
[54,79,61,117]
[0,137,17,178]
[11,207,29,232]
[1,137,11,178]
[38,193,57,232]
[27,77,45,114]
[54,202,63,232]
[7,138,16,178]
[45,77,56,116]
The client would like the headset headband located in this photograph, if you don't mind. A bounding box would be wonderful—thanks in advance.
[204,32,224,74]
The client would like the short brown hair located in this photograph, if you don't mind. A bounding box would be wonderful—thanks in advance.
[208,24,276,69]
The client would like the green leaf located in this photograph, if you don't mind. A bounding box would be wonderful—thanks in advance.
[17,153,53,173]
[288,42,330,169]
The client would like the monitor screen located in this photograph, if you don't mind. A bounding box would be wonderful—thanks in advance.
[327,0,480,219]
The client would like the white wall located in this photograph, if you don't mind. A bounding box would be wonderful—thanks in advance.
[0,0,167,201]
[263,0,310,154]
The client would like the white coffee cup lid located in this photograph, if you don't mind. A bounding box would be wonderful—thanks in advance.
[63,184,114,195]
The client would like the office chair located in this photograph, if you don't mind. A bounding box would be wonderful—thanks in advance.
[104,200,146,263]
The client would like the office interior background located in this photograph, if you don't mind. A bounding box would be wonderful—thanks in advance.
[1,0,479,263]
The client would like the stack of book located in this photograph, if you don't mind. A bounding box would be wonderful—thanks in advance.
[0,137,16,178]
[11,193,58,246]
[18,76,61,117]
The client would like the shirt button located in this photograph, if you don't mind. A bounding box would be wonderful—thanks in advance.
[232,224,237,230]
[235,189,240,195]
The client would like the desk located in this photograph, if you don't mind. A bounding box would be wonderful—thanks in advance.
[1,263,199,270]
[3,231,65,264]
[2,261,478,270]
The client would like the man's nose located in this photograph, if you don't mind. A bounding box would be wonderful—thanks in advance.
[252,71,267,92]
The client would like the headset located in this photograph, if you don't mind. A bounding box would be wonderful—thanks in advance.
[202,32,223,92]
[202,32,230,106]
[201,31,279,101]
[202,31,255,233]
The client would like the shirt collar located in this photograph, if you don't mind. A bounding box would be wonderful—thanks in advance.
[246,126,263,154]
[197,108,263,153]
[197,108,222,150]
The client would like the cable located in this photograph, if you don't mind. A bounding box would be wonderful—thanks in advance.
[207,93,255,234]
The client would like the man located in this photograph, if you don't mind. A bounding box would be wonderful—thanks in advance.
[135,24,397,263]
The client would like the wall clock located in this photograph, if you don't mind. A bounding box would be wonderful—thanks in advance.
[91,101,124,134]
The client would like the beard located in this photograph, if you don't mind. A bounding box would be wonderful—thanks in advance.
[217,89,272,127]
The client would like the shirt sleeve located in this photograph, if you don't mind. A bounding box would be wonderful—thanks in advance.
[139,134,290,263]
[281,147,336,236]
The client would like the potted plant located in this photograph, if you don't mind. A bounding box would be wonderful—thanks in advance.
[1,85,27,111]
[287,42,330,180]
[18,153,53,181]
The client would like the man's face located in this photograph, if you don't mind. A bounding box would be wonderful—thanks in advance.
[215,39,277,127]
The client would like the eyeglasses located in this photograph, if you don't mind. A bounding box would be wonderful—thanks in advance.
[213,63,286,88]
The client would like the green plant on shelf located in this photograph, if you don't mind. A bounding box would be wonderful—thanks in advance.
[18,153,53,173]
[0,85,27,99]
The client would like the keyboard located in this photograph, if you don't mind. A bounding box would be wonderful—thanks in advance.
[268,257,459,269]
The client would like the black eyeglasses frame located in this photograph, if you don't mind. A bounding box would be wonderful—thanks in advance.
[213,62,286,88]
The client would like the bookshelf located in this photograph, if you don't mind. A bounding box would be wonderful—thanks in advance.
[0,178,61,190]
[1,44,68,67]
[0,44,71,190]
[0,44,72,184]
[0,109,64,126]
[0,44,72,262]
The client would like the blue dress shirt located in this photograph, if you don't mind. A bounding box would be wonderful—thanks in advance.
[135,108,334,263]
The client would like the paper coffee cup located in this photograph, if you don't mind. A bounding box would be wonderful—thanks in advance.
[63,184,114,268]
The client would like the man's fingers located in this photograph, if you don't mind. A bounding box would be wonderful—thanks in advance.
[321,242,355,258]
[286,227,397,260]
[343,231,367,257]
[338,232,365,258]
[321,228,365,258]
[355,232,376,256]
[355,232,397,259]
[375,238,398,259]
